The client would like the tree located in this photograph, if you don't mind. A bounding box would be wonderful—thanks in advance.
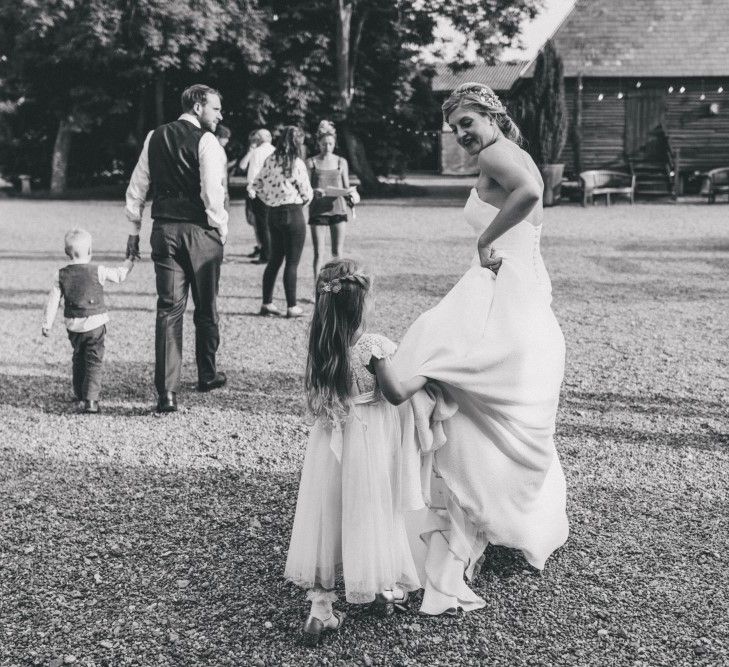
[262,0,543,188]
[531,39,569,165]
[0,0,268,192]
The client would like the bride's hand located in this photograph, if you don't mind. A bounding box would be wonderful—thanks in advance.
[478,244,502,273]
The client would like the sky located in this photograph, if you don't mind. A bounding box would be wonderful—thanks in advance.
[428,0,576,63]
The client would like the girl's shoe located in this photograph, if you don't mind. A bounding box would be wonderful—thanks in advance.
[287,306,304,318]
[260,303,281,316]
[300,610,346,647]
[373,589,410,616]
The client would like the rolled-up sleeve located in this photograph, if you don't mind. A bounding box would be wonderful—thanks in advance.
[198,133,229,234]
[125,131,153,234]
[42,271,62,330]
[98,259,134,285]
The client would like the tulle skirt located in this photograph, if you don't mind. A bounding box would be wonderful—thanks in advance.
[284,395,420,603]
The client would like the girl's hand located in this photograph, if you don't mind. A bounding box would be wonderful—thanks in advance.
[314,188,326,198]
[478,244,502,273]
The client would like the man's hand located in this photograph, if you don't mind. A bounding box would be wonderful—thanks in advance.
[126,234,140,260]
[42,327,51,338]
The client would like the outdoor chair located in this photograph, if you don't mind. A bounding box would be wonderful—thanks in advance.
[704,167,729,203]
[579,170,636,206]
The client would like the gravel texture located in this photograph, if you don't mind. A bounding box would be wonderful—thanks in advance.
[1,196,728,666]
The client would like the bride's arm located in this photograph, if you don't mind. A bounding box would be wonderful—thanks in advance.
[476,143,542,251]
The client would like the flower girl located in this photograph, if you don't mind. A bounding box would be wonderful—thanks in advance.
[284,258,426,645]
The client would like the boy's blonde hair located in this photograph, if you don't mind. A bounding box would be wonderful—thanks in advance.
[64,228,92,259]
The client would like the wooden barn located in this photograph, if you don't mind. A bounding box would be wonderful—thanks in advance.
[525,0,729,196]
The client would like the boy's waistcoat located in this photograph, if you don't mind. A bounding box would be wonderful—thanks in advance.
[59,264,106,318]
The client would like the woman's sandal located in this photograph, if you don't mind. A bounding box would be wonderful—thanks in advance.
[373,590,410,617]
[300,610,346,646]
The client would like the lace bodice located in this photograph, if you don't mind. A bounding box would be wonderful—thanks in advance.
[464,188,551,289]
[349,333,397,397]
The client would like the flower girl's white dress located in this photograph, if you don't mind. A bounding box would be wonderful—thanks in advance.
[285,333,420,603]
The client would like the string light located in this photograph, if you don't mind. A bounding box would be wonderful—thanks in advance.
[587,81,727,102]
[379,112,439,137]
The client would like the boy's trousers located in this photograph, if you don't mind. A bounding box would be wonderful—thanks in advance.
[67,324,106,401]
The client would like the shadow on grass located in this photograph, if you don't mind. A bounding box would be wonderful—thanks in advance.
[0,301,156,313]
[552,277,726,301]
[0,364,304,417]
[0,454,392,660]
[0,252,133,262]
[560,390,728,452]
[564,389,727,419]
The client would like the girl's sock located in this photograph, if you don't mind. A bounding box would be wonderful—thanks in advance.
[306,587,337,621]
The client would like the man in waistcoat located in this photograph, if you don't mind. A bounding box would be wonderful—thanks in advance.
[125,84,229,413]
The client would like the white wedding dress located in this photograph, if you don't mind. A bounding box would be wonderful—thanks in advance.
[394,188,569,614]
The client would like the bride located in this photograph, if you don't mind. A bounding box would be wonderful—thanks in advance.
[394,82,569,615]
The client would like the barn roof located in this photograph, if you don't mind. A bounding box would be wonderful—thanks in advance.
[432,61,529,93]
[544,0,729,78]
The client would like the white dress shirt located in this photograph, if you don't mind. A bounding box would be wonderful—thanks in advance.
[43,258,134,333]
[245,142,276,198]
[125,113,229,236]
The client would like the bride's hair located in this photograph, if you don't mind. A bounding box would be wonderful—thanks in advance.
[442,82,522,145]
[306,258,371,424]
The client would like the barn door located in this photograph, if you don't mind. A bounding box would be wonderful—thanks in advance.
[624,91,666,157]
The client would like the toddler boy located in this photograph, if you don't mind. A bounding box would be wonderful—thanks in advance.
[42,228,134,413]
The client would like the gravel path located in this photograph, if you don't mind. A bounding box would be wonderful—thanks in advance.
[1,198,727,666]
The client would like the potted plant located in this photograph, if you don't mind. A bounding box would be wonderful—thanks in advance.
[532,40,569,206]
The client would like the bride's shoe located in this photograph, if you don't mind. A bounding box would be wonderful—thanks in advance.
[300,610,346,646]
[373,589,410,616]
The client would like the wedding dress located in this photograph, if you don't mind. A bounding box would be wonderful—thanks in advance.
[394,188,569,614]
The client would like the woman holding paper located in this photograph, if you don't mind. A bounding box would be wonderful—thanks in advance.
[306,120,357,278]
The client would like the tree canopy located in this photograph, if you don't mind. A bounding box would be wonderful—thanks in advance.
[0,0,544,191]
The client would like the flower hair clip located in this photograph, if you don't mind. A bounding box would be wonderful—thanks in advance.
[457,84,505,112]
[318,278,342,294]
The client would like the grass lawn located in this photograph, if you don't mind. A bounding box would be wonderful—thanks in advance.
[1,196,727,667]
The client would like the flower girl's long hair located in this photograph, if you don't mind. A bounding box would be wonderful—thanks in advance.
[306,259,371,423]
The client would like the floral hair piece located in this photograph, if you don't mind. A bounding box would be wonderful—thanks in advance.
[455,84,506,113]
[318,278,342,294]
[317,273,369,295]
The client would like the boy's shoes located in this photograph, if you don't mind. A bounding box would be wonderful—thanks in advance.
[260,303,281,316]
[198,371,227,392]
[301,611,346,647]
[246,246,261,258]
[287,306,304,318]
[83,400,100,414]
[156,391,178,413]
